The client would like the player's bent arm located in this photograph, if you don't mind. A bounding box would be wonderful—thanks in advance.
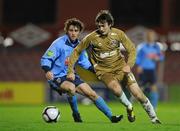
[78,50,94,71]
[67,48,82,75]
[41,59,52,71]
[122,64,131,73]
[156,45,165,62]
[136,45,144,66]
[67,36,91,75]
[159,52,165,61]
[41,60,54,80]
[120,31,136,68]
[40,42,61,71]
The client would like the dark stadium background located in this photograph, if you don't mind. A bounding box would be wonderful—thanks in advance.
[0,0,180,104]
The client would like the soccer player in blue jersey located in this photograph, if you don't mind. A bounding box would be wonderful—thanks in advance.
[136,30,164,109]
[40,18,123,123]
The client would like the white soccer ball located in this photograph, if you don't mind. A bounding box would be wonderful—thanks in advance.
[42,106,60,123]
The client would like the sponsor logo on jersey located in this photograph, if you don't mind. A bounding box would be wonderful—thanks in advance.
[110,40,118,47]
[65,57,70,65]
[99,50,117,58]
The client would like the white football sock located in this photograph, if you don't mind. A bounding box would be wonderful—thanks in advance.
[118,92,132,110]
[142,98,157,120]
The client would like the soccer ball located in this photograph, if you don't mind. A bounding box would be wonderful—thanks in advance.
[42,106,60,123]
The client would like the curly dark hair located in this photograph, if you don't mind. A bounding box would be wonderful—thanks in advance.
[64,18,84,33]
[95,10,114,26]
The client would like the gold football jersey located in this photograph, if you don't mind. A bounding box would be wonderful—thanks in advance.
[68,28,136,76]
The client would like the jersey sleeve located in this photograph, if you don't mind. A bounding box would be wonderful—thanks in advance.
[78,50,92,69]
[156,44,165,61]
[68,36,91,74]
[40,42,61,71]
[136,44,144,66]
[119,31,136,68]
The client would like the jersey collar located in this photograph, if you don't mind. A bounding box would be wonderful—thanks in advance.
[65,34,79,48]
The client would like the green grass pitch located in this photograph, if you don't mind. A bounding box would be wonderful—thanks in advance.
[0,102,180,131]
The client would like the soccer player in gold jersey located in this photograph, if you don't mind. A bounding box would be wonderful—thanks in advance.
[67,10,161,124]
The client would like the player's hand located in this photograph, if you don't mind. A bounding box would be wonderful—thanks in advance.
[45,71,54,80]
[67,73,75,81]
[136,66,143,74]
[122,65,131,73]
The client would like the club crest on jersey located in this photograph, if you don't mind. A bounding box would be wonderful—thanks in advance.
[110,40,118,47]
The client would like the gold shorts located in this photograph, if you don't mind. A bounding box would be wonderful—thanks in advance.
[99,70,137,87]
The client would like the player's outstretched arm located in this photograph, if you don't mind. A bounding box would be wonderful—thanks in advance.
[67,48,81,76]
[67,36,91,77]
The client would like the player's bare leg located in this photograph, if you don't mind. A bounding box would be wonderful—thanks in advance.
[67,96,82,122]
[60,81,76,96]
[60,81,82,122]
[106,80,135,122]
[128,83,161,124]
[76,83,123,123]
[101,73,135,122]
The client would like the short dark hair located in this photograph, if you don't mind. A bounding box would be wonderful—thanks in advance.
[95,10,114,26]
[64,18,84,33]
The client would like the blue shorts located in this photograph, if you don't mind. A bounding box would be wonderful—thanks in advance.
[48,75,84,90]
[139,69,156,86]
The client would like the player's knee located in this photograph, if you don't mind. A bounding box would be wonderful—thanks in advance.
[68,87,76,95]
[112,87,122,97]
[88,90,98,101]
[108,86,118,96]
[108,81,122,97]
[107,80,117,87]
[151,85,157,91]
[134,93,146,102]
[133,93,140,101]
[61,81,76,95]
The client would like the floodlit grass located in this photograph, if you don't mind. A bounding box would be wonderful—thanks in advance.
[0,102,180,131]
